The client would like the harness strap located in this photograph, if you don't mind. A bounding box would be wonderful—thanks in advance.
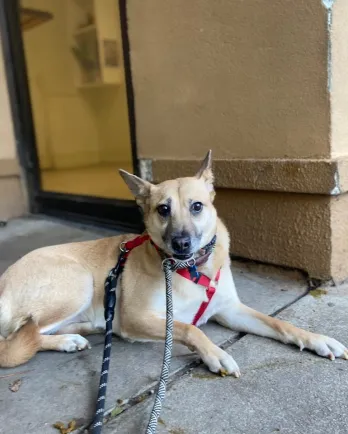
[177,268,221,325]
[124,235,220,326]
[123,234,150,256]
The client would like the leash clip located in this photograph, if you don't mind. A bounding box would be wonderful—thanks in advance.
[119,241,129,253]
[161,257,176,270]
[187,257,196,267]
[161,256,196,271]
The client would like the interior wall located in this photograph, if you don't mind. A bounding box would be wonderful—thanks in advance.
[22,0,99,169]
[0,30,27,220]
[0,31,17,163]
[22,0,132,170]
[85,0,132,166]
[87,86,132,165]
[127,0,330,161]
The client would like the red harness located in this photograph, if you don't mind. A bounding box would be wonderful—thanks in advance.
[121,234,221,326]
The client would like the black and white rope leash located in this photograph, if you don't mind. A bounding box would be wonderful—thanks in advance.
[145,257,194,434]
[90,245,195,434]
[90,252,125,433]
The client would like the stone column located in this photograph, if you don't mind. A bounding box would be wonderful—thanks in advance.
[126,0,348,281]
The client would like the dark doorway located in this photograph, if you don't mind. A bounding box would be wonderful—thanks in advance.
[0,0,143,232]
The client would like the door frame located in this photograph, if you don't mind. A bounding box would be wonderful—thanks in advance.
[0,0,144,232]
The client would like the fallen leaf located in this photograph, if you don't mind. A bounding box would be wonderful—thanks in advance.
[110,406,124,417]
[53,420,76,434]
[310,288,328,299]
[9,379,22,392]
[169,428,185,434]
[158,417,166,426]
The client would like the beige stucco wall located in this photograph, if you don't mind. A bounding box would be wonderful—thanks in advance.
[128,0,330,160]
[127,0,348,281]
[331,0,348,158]
[216,190,331,279]
[331,193,348,282]
[0,31,27,221]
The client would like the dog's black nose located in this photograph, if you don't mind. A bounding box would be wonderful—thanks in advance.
[171,236,191,255]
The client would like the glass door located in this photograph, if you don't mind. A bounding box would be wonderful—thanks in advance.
[20,0,134,200]
[1,0,142,230]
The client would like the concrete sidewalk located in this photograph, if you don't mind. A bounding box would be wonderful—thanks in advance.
[0,217,346,434]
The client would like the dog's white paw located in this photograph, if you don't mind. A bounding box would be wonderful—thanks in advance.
[59,334,91,352]
[202,346,240,377]
[305,334,348,360]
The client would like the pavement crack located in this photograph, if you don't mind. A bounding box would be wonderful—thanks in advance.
[270,287,310,319]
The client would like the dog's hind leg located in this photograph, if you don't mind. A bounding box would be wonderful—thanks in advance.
[36,266,96,353]
[0,258,96,366]
[40,334,91,352]
[41,321,103,352]
[214,303,348,360]
[55,322,104,336]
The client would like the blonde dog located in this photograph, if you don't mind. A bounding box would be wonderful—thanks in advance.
[0,151,347,375]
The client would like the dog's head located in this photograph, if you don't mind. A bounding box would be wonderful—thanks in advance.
[120,150,217,258]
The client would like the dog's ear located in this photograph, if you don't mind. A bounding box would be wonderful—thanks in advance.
[119,170,152,207]
[195,150,214,193]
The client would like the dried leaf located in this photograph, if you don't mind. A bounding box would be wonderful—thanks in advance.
[53,420,76,434]
[110,407,124,417]
[9,379,22,392]
[310,288,328,299]
[67,420,76,432]
[158,417,166,426]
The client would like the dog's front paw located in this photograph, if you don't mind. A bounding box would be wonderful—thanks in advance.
[201,346,240,377]
[305,333,348,360]
[59,334,91,352]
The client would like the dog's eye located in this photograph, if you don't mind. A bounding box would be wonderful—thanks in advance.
[191,202,203,214]
[157,204,171,217]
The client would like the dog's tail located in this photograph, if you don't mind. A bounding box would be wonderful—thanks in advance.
[0,319,41,368]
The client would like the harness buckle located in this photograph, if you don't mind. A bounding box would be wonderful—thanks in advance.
[187,257,196,267]
[161,257,176,270]
[161,256,196,271]
[119,241,129,253]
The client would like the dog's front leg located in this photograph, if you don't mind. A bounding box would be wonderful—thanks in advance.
[121,315,240,377]
[215,303,348,360]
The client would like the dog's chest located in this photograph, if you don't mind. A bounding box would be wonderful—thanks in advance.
[150,270,228,326]
[121,244,237,326]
